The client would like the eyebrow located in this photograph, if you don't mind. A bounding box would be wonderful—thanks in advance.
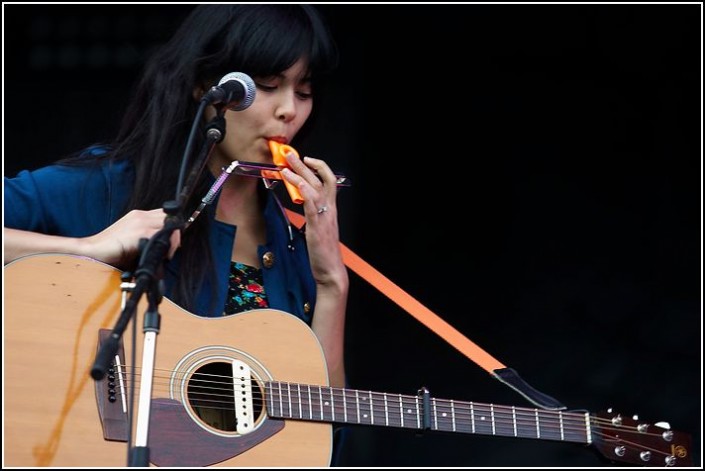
[259,72,311,83]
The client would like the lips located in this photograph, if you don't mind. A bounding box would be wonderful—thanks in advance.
[266,136,288,144]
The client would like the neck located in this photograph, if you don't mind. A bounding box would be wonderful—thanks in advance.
[215,175,263,226]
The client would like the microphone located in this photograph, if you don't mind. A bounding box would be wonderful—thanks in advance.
[202,72,256,111]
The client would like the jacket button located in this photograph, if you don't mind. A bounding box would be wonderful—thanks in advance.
[262,251,275,268]
[304,302,311,314]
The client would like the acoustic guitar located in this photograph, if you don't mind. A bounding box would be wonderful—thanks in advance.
[4,254,693,467]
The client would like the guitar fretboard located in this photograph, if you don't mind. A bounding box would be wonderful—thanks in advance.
[265,381,590,444]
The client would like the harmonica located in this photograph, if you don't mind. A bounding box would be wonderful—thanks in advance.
[229,160,351,187]
[184,146,350,228]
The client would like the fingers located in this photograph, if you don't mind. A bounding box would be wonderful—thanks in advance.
[143,209,181,259]
[283,153,337,193]
[280,152,340,219]
[130,209,172,240]
[109,209,179,262]
[284,153,322,189]
[168,229,181,260]
[301,155,337,187]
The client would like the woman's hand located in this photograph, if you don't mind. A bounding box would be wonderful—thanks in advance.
[80,209,181,269]
[281,153,347,292]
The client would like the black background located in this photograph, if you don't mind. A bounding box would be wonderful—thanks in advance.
[3,4,701,467]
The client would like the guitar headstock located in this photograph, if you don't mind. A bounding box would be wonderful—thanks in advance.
[592,409,693,467]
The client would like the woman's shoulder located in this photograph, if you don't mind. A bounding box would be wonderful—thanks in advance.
[9,147,134,184]
[5,147,136,215]
[4,147,136,233]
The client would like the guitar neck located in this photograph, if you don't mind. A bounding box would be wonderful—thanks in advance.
[265,381,590,444]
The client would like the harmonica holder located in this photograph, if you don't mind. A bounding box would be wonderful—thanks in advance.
[184,161,350,229]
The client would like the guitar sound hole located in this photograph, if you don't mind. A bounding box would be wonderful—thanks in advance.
[186,361,264,432]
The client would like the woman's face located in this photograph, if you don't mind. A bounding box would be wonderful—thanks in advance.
[206,57,314,174]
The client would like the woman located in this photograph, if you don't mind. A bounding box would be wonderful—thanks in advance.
[5,4,348,465]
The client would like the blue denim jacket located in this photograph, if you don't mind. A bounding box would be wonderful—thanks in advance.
[4,157,316,323]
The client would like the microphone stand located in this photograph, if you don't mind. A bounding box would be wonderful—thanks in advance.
[128,203,183,466]
[177,114,226,209]
[90,111,227,467]
[91,203,182,466]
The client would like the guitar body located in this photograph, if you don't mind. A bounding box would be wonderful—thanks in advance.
[4,254,332,467]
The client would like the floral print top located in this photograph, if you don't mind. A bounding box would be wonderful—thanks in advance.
[223,261,269,315]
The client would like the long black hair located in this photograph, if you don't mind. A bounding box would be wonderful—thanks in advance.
[68,5,339,312]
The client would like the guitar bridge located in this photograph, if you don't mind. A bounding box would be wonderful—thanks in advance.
[94,328,128,442]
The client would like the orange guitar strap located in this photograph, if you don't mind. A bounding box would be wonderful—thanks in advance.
[284,209,566,411]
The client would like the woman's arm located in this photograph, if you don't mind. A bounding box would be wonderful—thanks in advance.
[310,267,349,388]
[4,227,85,265]
[4,209,180,269]
[282,154,349,388]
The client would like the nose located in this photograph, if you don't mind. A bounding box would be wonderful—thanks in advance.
[275,90,297,123]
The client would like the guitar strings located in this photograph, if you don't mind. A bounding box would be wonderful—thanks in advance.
[108,368,685,461]
[107,364,645,431]
[109,375,681,463]
[112,367,680,460]
[106,365,672,443]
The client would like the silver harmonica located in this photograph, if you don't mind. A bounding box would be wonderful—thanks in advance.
[185,160,350,228]
[230,160,351,187]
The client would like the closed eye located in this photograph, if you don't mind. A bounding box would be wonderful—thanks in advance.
[255,83,276,92]
[255,83,312,101]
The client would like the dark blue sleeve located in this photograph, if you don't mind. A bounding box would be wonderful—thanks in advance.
[4,161,134,237]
